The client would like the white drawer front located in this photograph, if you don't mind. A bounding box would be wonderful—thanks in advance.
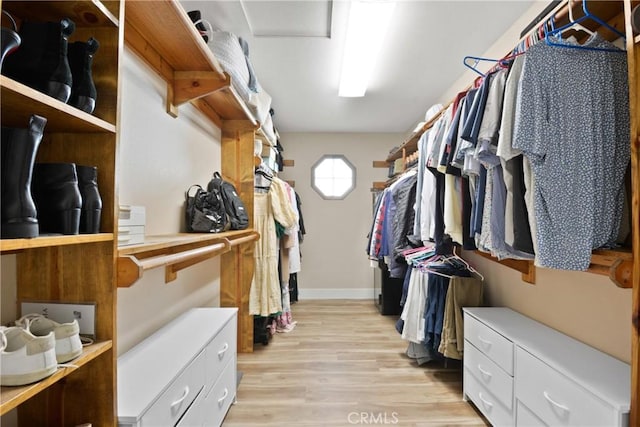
[465,314,514,375]
[205,318,237,391]
[202,359,237,427]
[516,400,547,427]
[141,352,206,427]
[176,387,205,427]
[515,347,616,426]
[464,339,513,410]
[464,369,513,427]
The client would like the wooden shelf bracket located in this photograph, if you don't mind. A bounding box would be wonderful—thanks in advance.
[167,72,231,117]
[474,251,536,284]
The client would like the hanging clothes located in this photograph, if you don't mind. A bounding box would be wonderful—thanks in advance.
[513,35,629,270]
[250,177,297,317]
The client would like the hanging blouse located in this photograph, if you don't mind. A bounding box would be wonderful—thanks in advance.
[513,35,630,270]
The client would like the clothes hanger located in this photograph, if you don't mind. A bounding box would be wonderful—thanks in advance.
[566,1,595,37]
[462,56,496,77]
[545,0,625,53]
[451,246,485,281]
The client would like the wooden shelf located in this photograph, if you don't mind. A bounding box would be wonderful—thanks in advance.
[0,233,114,253]
[474,248,634,287]
[386,107,446,162]
[0,77,117,133]
[474,251,536,284]
[3,0,119,27]
[124,0,257,125]
[201,86,257,123]
[0,340,112,416]
[117,230,260,287]
[256,127,276,147]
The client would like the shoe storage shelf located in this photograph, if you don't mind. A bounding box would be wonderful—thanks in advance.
[1,0,121,425]
[124,0,267,353]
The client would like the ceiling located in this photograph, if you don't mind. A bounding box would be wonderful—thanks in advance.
[180,0,536,134]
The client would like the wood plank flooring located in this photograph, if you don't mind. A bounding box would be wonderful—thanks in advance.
[223,300,488,427]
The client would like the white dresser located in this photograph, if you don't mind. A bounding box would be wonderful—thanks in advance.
[118,308,238,427]
[462,307,630,427]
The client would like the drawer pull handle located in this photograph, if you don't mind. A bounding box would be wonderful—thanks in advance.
[218,388,229,404]
[477,335,492,347]
[170,386,190,408]
[477,365,492,379]
[218,342,229,358]
[543,391,570,412]
[478,392,493,410]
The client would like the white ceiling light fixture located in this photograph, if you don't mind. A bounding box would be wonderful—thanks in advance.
[338,0,396,97]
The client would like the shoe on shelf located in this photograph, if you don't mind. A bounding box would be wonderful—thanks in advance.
[0,326,57,386]
[68,37,99,114]
[3,18,75,102]
[16,314,83,363]
[32,162,82,235]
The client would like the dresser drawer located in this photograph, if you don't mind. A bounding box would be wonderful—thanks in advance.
[465,313,514,375]
[205,316,237,391]
[141,351,206,427]
[515,347,617,426]
[464,339,513,410]
[202,359,237,427]
[175,386,205,427]
[464,369,513,427]
[516,400,546,427]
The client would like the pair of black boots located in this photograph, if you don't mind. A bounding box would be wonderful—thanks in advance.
[2,17,99,114]
[33,162,102,236]
[1,115,102,238]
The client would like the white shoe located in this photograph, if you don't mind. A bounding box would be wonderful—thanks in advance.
[16,314,83,363]
[0,326,57,386]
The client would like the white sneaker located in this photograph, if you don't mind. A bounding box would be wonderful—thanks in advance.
[16,314,83,363]
[0,326,57,386]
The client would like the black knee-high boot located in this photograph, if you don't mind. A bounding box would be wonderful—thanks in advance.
[1,115,47,239]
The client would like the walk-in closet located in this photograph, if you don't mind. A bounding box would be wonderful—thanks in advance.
[0,0,639,426]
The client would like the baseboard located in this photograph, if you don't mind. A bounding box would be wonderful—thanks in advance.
[298,288,372,300]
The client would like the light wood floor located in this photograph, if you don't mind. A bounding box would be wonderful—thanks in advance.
[223,300,488,427]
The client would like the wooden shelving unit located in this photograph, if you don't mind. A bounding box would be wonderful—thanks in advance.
[0,0,122,424]
[123,0,270,353]
[123,0,258,126]
[0,340,112,416]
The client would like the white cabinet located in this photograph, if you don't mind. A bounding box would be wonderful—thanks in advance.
[117,308,237,427]
[463,307,630,427]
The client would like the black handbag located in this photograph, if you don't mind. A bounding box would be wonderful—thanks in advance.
[207,172,249,230]
[185,184,229,233]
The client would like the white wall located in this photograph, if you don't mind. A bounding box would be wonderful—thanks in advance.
[278,132,400,299]
[116,48,224,355]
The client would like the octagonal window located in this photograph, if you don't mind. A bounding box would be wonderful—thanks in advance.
[311,155,356,200]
